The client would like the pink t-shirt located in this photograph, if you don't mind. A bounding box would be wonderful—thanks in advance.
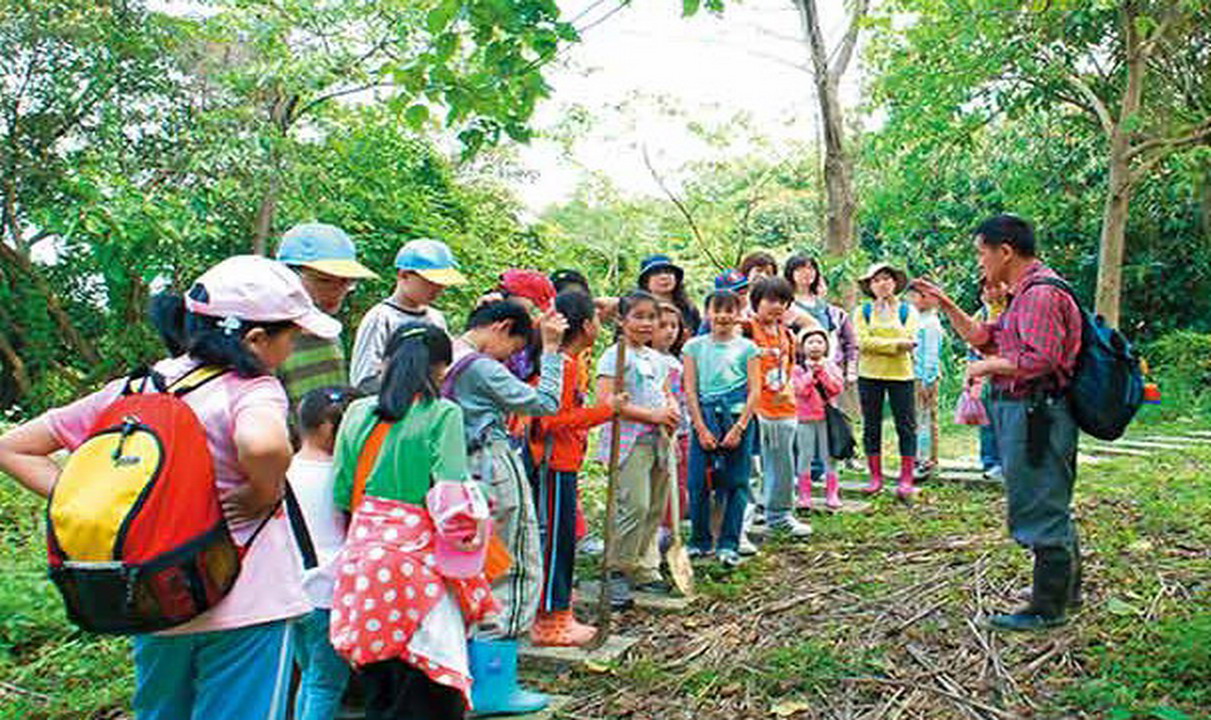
[43,356,310,635]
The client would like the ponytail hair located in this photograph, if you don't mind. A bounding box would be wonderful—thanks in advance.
[376,322,453,422]
[148,292,189,356]
[146,291,295,378]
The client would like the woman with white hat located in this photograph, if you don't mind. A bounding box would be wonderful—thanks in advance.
[853,262,921,503]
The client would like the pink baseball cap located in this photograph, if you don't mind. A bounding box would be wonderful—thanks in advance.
[426,481,491,579]
[184,255,342,339]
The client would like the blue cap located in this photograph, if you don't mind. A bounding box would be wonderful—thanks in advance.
[714,269,749,292]
[276,223,377,279]
[394,238,467,286]
[638,254,684,285]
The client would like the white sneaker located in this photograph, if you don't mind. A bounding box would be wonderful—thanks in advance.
[982,466,1005,482]
[737,534,759,556]
[770,515,814,539]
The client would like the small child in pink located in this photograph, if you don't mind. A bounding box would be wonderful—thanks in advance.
[792,328,844,510]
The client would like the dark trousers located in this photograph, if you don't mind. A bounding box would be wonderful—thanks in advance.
[688,388,753,553]
[858,377,917,457]
[533,467,578,612]
[362,659,465,720]
[990,395,1079,549]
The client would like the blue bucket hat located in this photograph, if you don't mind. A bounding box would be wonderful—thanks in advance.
[638,254,684,286]
[276,223,377,279]
[394,238,467,286]
[714,269,749,293]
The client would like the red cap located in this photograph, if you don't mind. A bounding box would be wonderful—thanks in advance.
[499,269,556,311]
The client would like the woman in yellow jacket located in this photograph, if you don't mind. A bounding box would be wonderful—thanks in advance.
[854,262,920,502]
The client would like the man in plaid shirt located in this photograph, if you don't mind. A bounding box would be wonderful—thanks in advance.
[912,214,1083,632]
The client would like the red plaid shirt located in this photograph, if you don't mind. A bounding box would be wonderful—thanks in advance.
[970,261,1081,398]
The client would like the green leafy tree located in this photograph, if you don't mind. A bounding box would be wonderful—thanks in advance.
[0,0,179,400]
[868,0,1211,326]
[190,0,578,251]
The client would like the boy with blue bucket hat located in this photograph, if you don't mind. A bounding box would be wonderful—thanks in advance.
[350,238,467,390]
[276,222,377,410]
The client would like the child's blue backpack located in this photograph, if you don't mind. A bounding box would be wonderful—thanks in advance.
[1025,278,1144,441]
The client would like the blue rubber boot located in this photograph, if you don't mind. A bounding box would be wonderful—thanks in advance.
[468,639,549,717]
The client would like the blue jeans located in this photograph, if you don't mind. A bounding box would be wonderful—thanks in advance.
[293,609,351,720]
[980,383,1001,470]
[132,619,295,720]
[688,388,753,553]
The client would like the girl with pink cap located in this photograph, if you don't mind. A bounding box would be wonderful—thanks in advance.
[0,255,340,720]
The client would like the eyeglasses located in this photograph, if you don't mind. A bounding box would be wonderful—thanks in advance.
[299,268,358,292]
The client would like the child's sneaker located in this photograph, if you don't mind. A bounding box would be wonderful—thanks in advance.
[717,549,741,568]
[687,546,712,561]
[607,571,634,611]
[769,515,813,539]
[737,534,759,556]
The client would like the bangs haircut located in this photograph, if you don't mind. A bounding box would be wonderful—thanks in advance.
[704,289,741,313]
[739,251,778,277]
[783,253,823,295]
[466,300,534,338]
[749,276,794,310]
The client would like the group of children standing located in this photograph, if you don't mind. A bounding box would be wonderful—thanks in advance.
[0,222,959,720]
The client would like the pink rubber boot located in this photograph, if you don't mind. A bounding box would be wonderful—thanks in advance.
[863,455,884,494]
[796,472,813,510]
[896,456,918,504]
[824,472,842,510]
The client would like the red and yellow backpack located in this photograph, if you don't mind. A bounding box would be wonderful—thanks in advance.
[47,367,258,634]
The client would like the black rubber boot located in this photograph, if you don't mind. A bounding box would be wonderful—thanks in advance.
[1068,532,1083,610]
[989,546,1072,632]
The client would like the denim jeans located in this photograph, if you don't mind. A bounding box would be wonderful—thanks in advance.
[980,382,1002,470]
[688,387,753,553]
[293,609,351,720]
[758,416,798,524]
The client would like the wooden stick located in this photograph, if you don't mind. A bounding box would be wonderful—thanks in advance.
[587,339,627,651]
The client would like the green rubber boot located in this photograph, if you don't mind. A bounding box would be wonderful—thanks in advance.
[988,545,1071,632]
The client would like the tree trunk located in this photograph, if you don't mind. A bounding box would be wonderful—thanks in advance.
[1095,149,1130,327]
[0,328,31,397]
[1,181,101,366]
[795,0,861,259]
[1094,8,1146,328]
[251,174,278,256]
[818,77,856,258]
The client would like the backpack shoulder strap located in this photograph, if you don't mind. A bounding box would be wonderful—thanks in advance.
[861,302,909,326]
[440,351,488,400]
[349,421,392,512]
[167,366,228,397]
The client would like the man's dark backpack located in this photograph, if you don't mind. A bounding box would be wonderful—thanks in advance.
[1025,278,1144,441]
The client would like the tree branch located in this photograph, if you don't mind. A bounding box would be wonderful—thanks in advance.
[292,82,397,121]
[796,0,829,81]
[1126,118,1211,161]
[1062,72,1114,138]
[640,144,724,270]
[828,0,870,84]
